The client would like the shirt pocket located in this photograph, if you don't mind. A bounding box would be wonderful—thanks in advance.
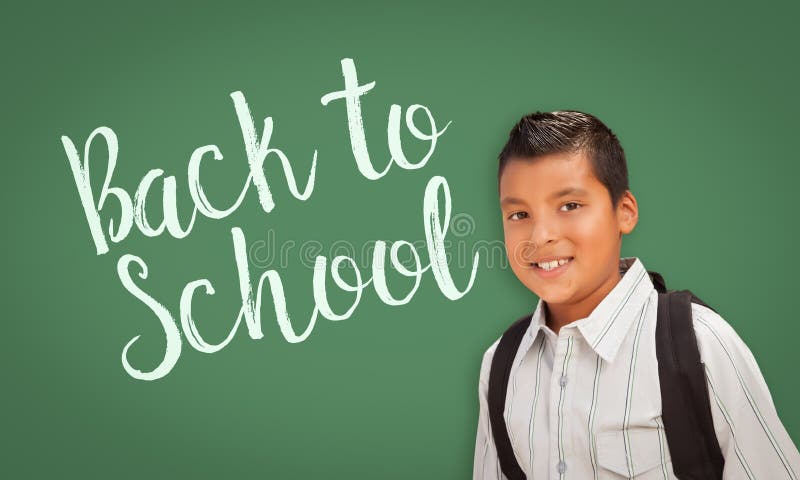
[595,425,672,478]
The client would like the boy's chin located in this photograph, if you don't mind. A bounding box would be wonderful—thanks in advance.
[530,285,574,305]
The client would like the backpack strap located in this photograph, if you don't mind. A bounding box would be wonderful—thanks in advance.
[487,313,531,480]
[651,270,725,479]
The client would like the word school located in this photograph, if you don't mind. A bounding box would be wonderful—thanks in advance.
[61,58,480,380]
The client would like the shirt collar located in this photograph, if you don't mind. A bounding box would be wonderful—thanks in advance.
[526,256,654,363]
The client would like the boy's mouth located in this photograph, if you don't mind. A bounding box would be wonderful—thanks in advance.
[530,256,574,273]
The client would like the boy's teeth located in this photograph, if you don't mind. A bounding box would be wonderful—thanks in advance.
[537,258,571,270]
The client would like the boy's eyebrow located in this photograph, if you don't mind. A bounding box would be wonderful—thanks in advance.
[501,187,588,207]
[500,197,527,207]
[549,186,588,200]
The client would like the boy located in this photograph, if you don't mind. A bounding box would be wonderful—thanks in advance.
[473,111,800,479]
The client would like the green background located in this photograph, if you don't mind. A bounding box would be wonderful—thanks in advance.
[2,0,798,477]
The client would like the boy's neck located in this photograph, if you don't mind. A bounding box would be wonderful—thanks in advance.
[544,268,623,335]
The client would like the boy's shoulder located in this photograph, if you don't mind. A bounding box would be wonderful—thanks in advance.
[690,301,749,361]
[478,311,533,378]
[690,301,770,410]
[478,337,502,383]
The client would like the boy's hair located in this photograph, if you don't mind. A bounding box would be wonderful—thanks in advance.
[498,111,630,208]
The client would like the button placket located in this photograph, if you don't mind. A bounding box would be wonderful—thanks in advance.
[551,332,575,479]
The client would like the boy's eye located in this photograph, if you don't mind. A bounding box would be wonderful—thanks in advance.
[560,202,581,212]
[507,211,528,221]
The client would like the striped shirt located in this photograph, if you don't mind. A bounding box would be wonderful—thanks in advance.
[473,256,800,479]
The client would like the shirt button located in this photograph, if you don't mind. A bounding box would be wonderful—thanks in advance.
[559,375,568,387]
[557,461,566,473]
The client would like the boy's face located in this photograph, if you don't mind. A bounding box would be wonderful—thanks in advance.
[499,150,638,308]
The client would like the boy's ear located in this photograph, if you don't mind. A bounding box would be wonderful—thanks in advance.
[617,190,639,235]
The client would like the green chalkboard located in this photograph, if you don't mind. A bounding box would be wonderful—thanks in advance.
[2,0,799,478]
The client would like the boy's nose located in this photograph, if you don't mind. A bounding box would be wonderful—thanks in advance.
[528,223,558,249]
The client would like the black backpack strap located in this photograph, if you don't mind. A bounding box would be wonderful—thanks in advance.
[655,284,725,479]
[487,313,531,480]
